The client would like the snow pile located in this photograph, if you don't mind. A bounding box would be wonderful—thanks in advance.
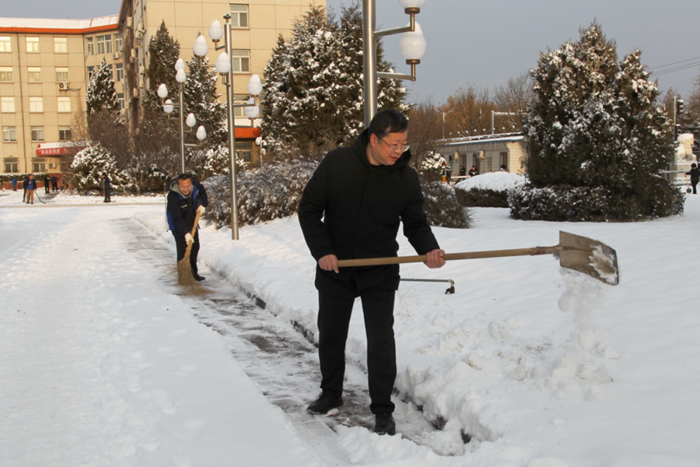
[455,172,526,192]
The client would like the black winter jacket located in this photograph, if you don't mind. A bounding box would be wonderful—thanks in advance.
[166,178,208,237]
[298,130,440,295]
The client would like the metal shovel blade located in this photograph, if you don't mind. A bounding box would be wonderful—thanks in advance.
[557,231,619,285]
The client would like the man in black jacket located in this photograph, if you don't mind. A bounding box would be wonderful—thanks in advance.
[298,109,445,436]
[167,174,208,281]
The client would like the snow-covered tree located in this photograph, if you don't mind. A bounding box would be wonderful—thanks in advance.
[261,3,407,153]
[515,22,683,221]
[71,144,127,192]
[86,58,119,115]
[183,52,228,161]
[143,21,181,113]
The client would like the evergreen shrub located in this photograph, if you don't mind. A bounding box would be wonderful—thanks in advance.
[420,178,473,228]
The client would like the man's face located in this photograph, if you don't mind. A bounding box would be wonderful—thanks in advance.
[367,130,409,166]
[178,178,193,196]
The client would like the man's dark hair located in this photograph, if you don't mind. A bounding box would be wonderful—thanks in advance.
[367,109,409,139]
[177,173,193,181]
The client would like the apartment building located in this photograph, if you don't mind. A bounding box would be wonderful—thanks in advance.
[1,0,324,173]
[0,16,122,174]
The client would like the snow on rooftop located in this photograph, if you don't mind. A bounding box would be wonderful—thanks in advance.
[0,15,119,31]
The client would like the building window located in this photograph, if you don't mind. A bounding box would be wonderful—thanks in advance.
[26,37,40,53]
[5,161,19,173]
[233,94,249,117]
[54,37,68,53]
[231,49,250,73]
[87,66,95,79]
[117,93,125,110]
[96,34,112,55]
[115,33,123,52]
[29,97,43,113]
[57,97,71,113]
[86,37,94,55]
[0,36,11,53]
[236,141,253,162]
[3,126,17,142]
[31,127,45,142]
[230,5,249,28]
[28,67,42,82]
[116,63,123,82]
[0,67,12,82]
[33,160,46,173]
[1,97,15,113]
[56,68,69,82]
[58,127,72,141]
[106,63,113,80]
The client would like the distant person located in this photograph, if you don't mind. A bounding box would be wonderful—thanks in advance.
[51,176,58,192]
[166,174,208,281]
[445,167,452,183]
[468,165,479,177]
[26,174,36,204]
[100,173,111,203]
[44,175,51,194]
[22,176,29,202]
[459,166,466,177]
[500,165,507,172]
[11,177,17,191]
[686,163,699,195]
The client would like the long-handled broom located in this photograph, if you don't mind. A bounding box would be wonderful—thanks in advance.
[177,209,202,286]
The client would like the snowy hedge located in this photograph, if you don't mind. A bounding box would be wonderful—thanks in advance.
[508,180,684,222]
[201,160,472,230]
[455,173,526,208]
[421,179,473,228]
[201,160,318,228]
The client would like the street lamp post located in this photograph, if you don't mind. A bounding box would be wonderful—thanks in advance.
[442,109,454,140]
[201,15,263,240]
[158,70,207,174]
[363,0,427,127]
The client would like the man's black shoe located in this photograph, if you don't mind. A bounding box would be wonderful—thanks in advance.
[193,274,205,281]
[374,413,396,435]
[307,394,343,414]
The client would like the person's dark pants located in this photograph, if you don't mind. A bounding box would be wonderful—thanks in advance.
[45,184,50,194]
[317,287,397,414]
[22,189,26,201]
[104,187,111,202]
[173,230,200,276]
[692,179,698,195]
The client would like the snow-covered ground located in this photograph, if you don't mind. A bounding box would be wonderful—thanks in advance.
[1,188,699,467]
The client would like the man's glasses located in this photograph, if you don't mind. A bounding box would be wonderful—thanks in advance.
[378,136,410,153]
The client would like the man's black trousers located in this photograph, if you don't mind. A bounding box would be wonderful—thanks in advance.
[172,230,200,276]
[317,287,397,414]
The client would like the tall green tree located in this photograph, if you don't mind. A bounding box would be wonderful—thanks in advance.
[517,22,683,220]
[86,58,119,115]
[261,2,407,153]
[143,21,181,113]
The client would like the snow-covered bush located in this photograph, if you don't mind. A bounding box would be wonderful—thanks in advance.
[71,144,128,193]
[201,159,318,228]
[420,152,446,178]
[508,179,684,222]
[455,172,526,207]
[421,178,473,228]
[521,22,683,221]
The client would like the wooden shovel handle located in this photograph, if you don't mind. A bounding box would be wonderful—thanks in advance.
[336,246,561,268]
[189,209,202,237]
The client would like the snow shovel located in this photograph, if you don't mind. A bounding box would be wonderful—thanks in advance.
[336,231,619,286]
[177,209,202,286]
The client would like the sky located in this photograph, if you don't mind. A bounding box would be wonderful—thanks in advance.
[3,0,699,106]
